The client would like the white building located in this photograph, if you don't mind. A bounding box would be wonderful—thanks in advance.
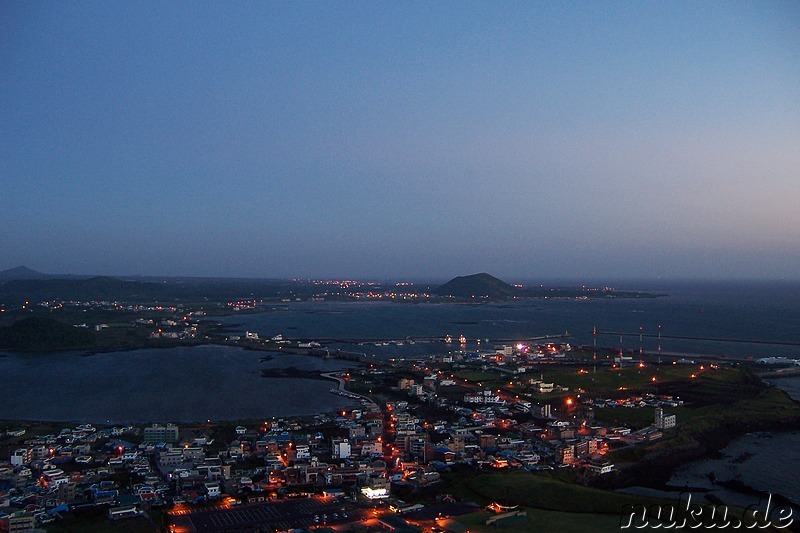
[11,449,29,466]
[464,390,502,404]
[143,423,179,444]
[361,478,389,499]
[332,439,351,459]
[361,486,388,499]
[361,441,383,456]
[295,444,311,460]
[654,407,676,429]
[204,482,221,498]
[586,459,614,474]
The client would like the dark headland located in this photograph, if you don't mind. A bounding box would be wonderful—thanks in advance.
[433,272,518,298]
[432,272,664,300]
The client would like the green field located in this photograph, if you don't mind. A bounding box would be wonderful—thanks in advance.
[452,370,504,387]
[532,363,699,395]
[454,361,709,402]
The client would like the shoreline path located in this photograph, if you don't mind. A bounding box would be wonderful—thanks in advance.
[320,372,379,411]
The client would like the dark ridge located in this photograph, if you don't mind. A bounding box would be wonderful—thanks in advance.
[0,266,51,281]
[0,276,167,304]
[0,316,96,350]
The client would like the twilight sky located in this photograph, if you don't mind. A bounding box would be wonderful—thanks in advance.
[1,2,798,281]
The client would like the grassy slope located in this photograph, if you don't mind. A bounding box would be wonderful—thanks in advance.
[442,469,668,533]
[453,508,624,533]
[445,469,663,513]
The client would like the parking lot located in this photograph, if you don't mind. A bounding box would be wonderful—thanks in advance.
[169,497,368,532]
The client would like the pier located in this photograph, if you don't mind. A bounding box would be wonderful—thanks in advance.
[286,332,573,345]
[595,331,800,347]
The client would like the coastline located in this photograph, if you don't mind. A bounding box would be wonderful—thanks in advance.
[607,413,800,486]
[601,379,800,509]
[757,367,800,379]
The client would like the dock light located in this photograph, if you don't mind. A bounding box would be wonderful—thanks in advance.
[566,398,573,406]
[651,376,656,382]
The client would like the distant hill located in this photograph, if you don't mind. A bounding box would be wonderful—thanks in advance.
[0,266,51,281]
[0,274,302,305]
[0,276,169,304]
[0,317,96,350]
[433,273,518,298]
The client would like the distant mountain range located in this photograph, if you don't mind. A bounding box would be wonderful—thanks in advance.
[0,267,661,305]
[0,266,54,281]
[0,275,167,303]
[0,267,304,305]
[432,273,518,298]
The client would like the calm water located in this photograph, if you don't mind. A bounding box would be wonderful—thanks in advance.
[0,346,358,423]
[217,280,800,360]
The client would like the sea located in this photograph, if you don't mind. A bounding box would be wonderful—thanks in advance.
[1,279,798,503]
[213,279,800,361]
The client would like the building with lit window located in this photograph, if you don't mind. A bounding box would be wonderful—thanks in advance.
[143,423,179,443]
[654,407,676,429]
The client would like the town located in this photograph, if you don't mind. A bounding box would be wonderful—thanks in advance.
[2,273,799,532]
[6,330,788,533]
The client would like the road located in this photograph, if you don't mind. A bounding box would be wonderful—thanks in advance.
[321,372,380,411]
